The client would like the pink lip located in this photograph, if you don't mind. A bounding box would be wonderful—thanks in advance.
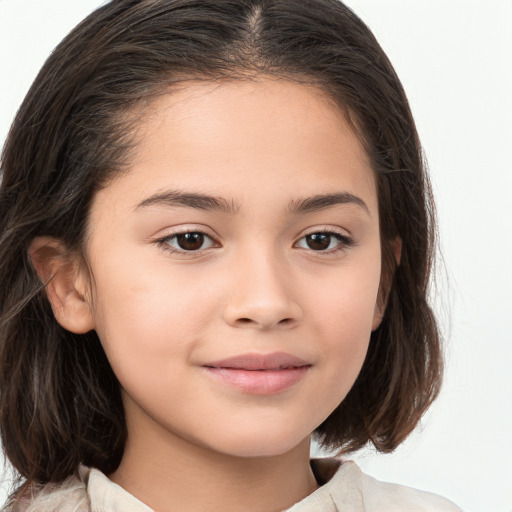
[205,352,309,370]
[202,352,311,395]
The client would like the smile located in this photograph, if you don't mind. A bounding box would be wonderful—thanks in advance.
[202,352,311,395]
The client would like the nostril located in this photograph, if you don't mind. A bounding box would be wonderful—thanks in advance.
[235,317,294,327]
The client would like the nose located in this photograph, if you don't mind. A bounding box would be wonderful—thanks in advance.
[222,251,303,330]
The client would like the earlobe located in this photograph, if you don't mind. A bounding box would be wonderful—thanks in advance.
[391,237,402,266]
[28,237,95,334]
[371,302,384,331]
[371,237,402,331]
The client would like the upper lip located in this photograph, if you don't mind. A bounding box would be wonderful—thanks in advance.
[203,352,310,371]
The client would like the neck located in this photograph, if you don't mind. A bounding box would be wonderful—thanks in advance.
[109,414,318,512]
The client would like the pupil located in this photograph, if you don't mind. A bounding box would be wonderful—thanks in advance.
[177,232,204,251]
[306,233,330,250]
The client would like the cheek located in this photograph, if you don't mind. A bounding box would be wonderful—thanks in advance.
[88,252,219,377]
[304,255,381,401]
[309,252,381,338]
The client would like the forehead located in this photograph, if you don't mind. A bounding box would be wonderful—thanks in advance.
[90,78,377,220]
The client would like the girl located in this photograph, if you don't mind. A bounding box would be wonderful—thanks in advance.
[0,0,462,510]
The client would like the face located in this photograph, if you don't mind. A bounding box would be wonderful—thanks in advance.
[83,78,382,458]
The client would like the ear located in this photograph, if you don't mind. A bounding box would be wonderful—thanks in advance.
[28,236,95,334]
[372,237,402,331]
[391,237,402,267]
[371,302,385,331]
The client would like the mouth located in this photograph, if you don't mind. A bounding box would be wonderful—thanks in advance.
[202,352,311,394]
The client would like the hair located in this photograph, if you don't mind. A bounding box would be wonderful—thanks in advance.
[0,0,442,499]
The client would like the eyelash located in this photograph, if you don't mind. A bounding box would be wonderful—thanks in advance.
[295,229,354,254]
[155,229,219,255]
[154,228,354,256]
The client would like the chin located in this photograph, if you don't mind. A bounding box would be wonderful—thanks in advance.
[202,426,312,459]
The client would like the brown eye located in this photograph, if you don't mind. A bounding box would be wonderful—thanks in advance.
[159,231,217,253]
[305,233,331,251]
[295,231,353,252]
[176,232,205,251]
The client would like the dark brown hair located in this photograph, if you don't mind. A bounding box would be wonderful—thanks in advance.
[0,0,442,497]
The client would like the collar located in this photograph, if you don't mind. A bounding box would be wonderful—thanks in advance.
[86,458,363,512]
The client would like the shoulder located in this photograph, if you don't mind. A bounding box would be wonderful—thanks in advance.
[351,462,462,511]
[7,467,90,512]
[290,458,463,512]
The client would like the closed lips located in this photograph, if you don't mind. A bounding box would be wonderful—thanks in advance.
[203,352,311,371]
[202,353,311,395]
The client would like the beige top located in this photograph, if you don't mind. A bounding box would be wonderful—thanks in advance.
[14,458,463,512]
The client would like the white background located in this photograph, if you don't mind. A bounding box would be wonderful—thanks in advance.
[1,1,511,511]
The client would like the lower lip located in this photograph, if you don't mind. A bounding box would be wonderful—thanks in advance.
[203,367,309,394]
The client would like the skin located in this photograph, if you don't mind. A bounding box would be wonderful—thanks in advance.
[32,78,383,512]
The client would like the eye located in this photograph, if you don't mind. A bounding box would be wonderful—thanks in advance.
[157,231,217,253]
[295,231,353,252]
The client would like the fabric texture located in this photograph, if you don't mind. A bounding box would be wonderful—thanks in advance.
[9,458,462,512]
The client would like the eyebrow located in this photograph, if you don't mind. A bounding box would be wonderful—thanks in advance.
[136,190,241,214]
[287,192,370,216]
[136,190,370,216]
